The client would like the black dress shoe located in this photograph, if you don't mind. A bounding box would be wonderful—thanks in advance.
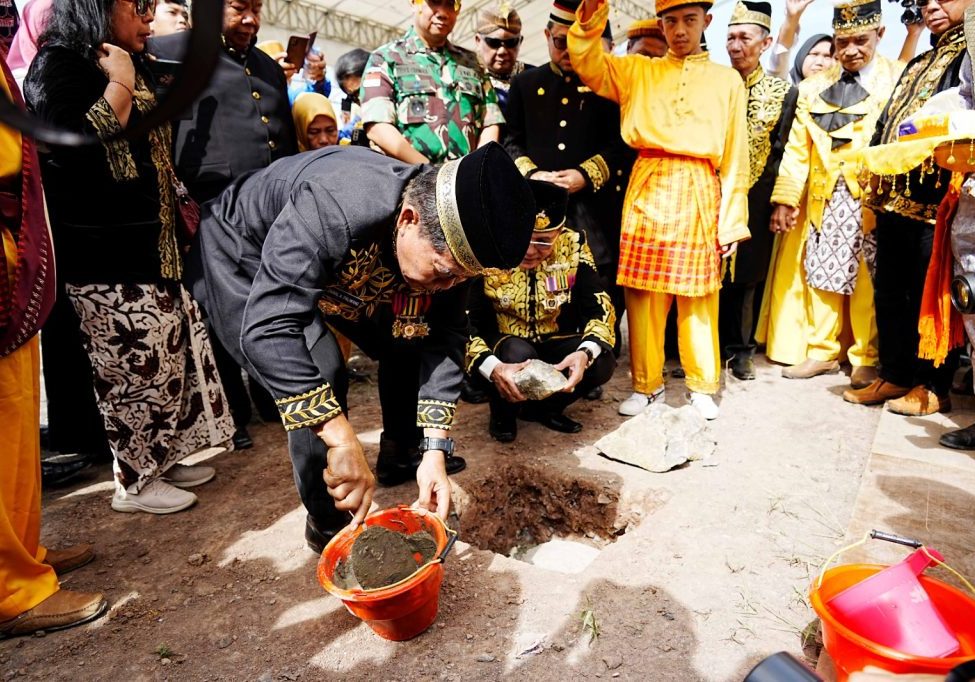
[443,455,467,475]
[731,354,756,380]
[232,427,254,450]
[347,366,371,383]
[41,452,92,486]
[939,423,975,450]
[376,450,415,486]
[460,377,489,404]
[525,411,583,434]
[584,385,603,401]
[489,413,517,442]
[305,514,343,554]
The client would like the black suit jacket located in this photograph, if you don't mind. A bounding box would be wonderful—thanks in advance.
[148,33,298,203]
[504,64,634,270]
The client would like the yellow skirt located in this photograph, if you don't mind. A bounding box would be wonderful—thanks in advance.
[618,153,721,297]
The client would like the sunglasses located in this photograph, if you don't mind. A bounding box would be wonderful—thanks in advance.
[125,0,153,16]
[482,36,523,49]
[549,35,569,50]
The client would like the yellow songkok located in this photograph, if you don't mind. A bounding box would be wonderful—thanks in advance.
[656,0,713,15]
[626,18,663,40]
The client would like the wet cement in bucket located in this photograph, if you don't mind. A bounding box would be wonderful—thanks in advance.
[334,526,439,590]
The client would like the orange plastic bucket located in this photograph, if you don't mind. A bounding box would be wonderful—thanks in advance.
[811,564,975,681]
[317,506,458,641]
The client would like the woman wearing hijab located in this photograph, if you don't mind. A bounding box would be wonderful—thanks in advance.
[25,0,234,515]
[788,34,834,84]
[293,92,339,151]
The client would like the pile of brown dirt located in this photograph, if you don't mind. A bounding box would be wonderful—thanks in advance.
[335,526,438,590]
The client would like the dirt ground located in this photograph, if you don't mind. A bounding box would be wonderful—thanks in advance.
[1,352,881,681]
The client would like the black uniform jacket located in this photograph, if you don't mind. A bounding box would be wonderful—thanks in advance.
[465,228,616,375]
[504,63,635,270]
[734,69,798,285]
[25,46,167,284]
[868,24,968,225]
[185,146,467,432]
[148,33,298,203]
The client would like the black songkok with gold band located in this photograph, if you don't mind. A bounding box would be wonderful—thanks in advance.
[728,1,771,31]
[833,0,882,38]
[433,142,536,275]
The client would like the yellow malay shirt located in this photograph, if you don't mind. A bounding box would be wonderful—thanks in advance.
[567,1,750,247]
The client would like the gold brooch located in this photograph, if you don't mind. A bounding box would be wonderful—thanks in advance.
[535,211,551,230]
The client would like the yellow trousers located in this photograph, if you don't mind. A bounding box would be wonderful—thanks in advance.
[625,288,720,395]
[806,258,878,367]
[0,335,58,620]
[756,222,810,366]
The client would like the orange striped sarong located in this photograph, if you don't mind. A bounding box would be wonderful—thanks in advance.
[618,150,721,296]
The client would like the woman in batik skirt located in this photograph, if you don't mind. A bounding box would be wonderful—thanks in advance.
[24,0,234,514]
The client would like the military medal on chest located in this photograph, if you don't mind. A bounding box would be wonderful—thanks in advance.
[391,290,432,339]
[541,262,574,310]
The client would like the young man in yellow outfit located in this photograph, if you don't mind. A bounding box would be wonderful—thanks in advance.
[770,0,903,388]
[569,0,750,420]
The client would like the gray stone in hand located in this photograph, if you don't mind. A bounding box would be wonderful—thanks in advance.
[513,359,569,401]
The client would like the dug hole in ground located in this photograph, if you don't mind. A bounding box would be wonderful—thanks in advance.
[3,335,883,681]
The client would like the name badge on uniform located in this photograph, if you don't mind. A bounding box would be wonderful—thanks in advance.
[318,288,367,317]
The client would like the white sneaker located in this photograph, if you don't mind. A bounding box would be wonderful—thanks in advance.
[688,392,719,420]
[163,463,216,489]
[111,478,198,514]
[618,387,664,416]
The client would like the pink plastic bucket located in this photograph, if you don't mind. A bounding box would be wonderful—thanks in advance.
[827,548,959,658]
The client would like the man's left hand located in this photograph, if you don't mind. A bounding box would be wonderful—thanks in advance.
[273,52,297,82]
[305,51,326,83]
[415,450,451,519]
[551,169,587,194]
[554,350,589,391]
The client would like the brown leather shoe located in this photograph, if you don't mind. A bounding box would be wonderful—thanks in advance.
[886,385,952,416]
[43,543,94,575]
[782,358,840,379]
[843,379,911,405]
[0,590,107,638]
[849,365,879,390]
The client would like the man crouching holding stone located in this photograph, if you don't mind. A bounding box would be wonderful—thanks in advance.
[466,181,617,443]
[185,143,537,551]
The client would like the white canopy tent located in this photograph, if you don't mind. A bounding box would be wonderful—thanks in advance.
[256,0,911,69]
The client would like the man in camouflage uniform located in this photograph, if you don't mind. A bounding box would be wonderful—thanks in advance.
[360,0,504,163]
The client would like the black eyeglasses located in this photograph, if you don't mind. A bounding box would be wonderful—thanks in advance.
[125,0,153,17]
[549,35,568,50]
[482,36,523,49]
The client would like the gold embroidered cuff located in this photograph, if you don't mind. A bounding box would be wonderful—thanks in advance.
[466,336,492,374]
[515,156,538,177]
[417,399,457,430]
[579,155,610,192]
[584,291,617,349]
[86,97,138,182]
[276,383,343,432]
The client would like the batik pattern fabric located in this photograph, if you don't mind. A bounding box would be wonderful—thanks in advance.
[804,179,875,296]
[66,282,235,491]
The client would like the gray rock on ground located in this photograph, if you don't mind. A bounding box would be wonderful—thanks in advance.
[594,403,716,473]
[513,359,568,401]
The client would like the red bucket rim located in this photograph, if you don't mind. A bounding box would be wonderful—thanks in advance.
[809,563,975,665]
[318,507,454,600]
